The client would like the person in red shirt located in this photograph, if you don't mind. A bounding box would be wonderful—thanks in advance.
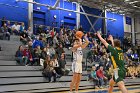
[23,45,33,66]
[96,66,108,88]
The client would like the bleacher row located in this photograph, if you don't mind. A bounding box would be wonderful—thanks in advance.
[0,35,140,93]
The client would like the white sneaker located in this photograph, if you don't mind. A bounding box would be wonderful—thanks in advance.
[74,91,79,93]
[68,91,73,93]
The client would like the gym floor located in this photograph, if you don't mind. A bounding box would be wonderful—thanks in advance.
[52,85,140,93]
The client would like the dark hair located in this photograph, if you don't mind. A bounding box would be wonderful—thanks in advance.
[18,45,22,50]
[114,39,121,47]
[73,38,79,42]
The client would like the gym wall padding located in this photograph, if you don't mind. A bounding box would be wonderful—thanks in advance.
[106,12,124,39]
[0,0,28,27]
[80,6,103,32]
[34,0,76,29]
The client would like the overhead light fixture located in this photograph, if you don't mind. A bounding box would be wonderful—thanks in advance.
[134,6,138,7]
[69,13,72,16]
[129,1,139,4]
[125,0,130,2]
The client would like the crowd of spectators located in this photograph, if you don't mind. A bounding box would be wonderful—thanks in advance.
[15,24,78,82]
[86,38,140,89]
[1,18,140,85]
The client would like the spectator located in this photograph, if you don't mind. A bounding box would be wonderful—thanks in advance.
[1,23,10,40]
[56,43,65,59]
[1,17,6,27]
[96,66,108,88]
[42,59,57,82]
[107,65,114,80]
[44,55,51,69]
[32,36,44,49]
[15,45,26,65]
[28,40,34,55]
[49,46,56,58]
[20,30,28,45]
[89,66,99,89]
[23,45,33,66]
[27,26,33,40]
[20,22,25,34]
[7,21,12,34]
[11,22,20,35]
[58,54,67,76]
[32,45,41,65]
[87,46,99,63]
[53,33,59,47]
[41,47,47,60]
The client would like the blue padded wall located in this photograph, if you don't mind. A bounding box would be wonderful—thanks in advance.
[34,0,76,29]
[0,0,28,27]
[106,12,124,39]
[80,6,103,33]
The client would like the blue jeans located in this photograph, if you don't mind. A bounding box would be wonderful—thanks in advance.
[99,78,104,86]
[99,77,107,86]
[16,57,23,64]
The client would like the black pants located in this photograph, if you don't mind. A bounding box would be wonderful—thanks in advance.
[54,67,65,75]
[47,72,56,82]
[31,58,40,65]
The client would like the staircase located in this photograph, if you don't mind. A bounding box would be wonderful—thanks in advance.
[0,35,140,93]
[0,35,94,93]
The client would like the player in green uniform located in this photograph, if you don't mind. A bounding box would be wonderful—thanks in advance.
[97,32,128,93]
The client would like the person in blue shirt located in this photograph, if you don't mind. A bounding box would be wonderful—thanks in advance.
[32,36,44,49]
[20,22,25,34]
[89,65,99,89]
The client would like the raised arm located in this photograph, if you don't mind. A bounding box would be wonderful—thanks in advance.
[71,34,89,52]
[108,35,114,47]
[96,32,109,48]
[81,34,89,49]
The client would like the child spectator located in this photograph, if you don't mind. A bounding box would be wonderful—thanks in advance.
[89,66,99,89]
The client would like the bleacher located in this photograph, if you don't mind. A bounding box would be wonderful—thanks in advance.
[0,35,140,93]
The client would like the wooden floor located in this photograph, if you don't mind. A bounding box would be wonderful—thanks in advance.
[52,85,140,93]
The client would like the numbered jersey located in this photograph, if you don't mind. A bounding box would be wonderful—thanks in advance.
[108,45,125,70]
[73,47,83,63]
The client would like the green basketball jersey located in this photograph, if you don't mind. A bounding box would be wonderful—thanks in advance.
[108,45,125,70]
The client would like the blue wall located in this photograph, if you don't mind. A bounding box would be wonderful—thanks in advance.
[0,0,28,27]
[106,12,124,38]
[80,6,103,33]
[34,0,76,29]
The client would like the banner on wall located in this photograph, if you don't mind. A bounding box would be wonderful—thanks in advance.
[126,17,131,25]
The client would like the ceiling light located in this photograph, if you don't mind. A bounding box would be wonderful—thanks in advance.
[134,6,137,7]
[125,0,130,2]
[129,1,139,4]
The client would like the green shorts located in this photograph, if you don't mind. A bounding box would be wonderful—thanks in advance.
[113,69,126,83]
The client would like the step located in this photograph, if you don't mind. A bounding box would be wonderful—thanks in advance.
[0,71,87,78]
[0,76,87,85]
[0,81,94,92]
[0,61,73,66]
[0,56,15,61]
[0,61,17,66]
[0,66,43,71]
[8,85,94,93]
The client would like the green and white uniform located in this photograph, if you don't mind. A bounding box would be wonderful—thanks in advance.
[108,45,126,83]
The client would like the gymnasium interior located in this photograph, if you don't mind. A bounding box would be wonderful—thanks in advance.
[0,0,140,93]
